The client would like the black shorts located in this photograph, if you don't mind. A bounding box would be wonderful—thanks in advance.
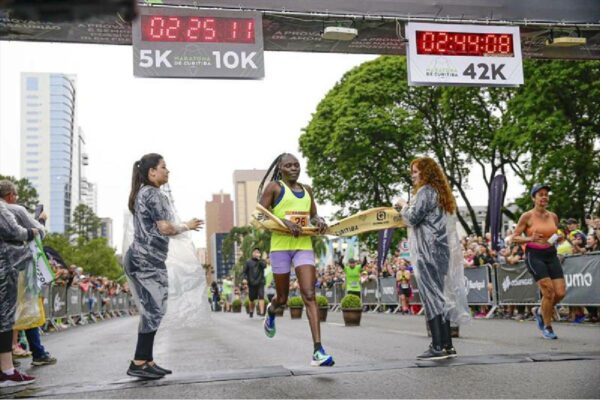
[524,246,564,282]
[399,287,411,297]
[248,284,265,301]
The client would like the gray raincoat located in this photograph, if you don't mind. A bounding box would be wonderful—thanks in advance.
[0,200,33,333]
[401,185,470,324]
[124,185,173,334]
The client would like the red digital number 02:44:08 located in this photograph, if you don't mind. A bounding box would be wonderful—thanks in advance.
[141,15,255,43]
[416,31,514,56]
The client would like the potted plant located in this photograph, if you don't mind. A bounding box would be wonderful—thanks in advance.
[316,295,329,322]
[231,299,242,313]
[287,297,304,319]
[341,294,362,326]
[243,298,250,314]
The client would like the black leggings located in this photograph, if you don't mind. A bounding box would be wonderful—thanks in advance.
[134,331,157,361]
[0,330,12,353]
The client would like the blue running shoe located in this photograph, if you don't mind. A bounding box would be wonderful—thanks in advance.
[264,313,276,338]
[311,347,335,367]
[573,315,586,324]
[542,327,557,340]
[533,307,544,331]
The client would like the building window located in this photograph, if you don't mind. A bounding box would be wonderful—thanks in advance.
[26,77,39,91]
[26,111,40,116]
[26,143,39,148]
[26,119,40,124]
[26,168,39,172]
[26,127,39,132]
[26,160,39,164]
[26,135,39,140]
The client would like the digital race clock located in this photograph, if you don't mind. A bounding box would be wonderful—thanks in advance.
[141,16,256,43]
[132,7,264,79]
[406,22,523,87]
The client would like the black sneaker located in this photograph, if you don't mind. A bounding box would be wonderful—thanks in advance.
[127,361,165,380]
[151,363,172,375]
[444,347,457,358]
[417,345,449,360]
[249,312,254,318]
[32,354,57,366]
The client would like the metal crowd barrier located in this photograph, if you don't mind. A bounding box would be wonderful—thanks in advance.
[319,253,600,315]
[39,284,137,331]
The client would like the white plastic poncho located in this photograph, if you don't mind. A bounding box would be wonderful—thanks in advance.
[123,185,206,333]
[401,185,470,325]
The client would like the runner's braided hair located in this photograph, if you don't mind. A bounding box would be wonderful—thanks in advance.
[256,153,290,202]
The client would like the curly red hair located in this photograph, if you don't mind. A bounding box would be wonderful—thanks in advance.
[411,157,456,214]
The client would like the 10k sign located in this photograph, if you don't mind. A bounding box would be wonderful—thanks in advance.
[132,7,264,79]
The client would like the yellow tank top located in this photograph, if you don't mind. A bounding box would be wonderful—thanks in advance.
[270,181,313,252]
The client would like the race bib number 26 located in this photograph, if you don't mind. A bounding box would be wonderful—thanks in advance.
[285,211,310,227]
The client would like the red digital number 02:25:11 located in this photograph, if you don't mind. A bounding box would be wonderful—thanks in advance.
[141,16,255,43]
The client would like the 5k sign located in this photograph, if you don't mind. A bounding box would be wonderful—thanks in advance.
[406,22,523,87]
[133,7,264,79]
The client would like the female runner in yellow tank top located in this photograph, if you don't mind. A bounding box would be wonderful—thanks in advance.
[258,153,334,366]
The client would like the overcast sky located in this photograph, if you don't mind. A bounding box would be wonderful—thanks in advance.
[0,41,523,252]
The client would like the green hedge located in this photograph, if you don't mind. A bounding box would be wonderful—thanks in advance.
[287,296,304,307]
[341,294,362,309]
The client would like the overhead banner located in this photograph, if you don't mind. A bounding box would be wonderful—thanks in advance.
[406,22,524,87]
[132,7,264,79]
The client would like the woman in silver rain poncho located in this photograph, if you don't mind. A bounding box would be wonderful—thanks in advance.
[398,157,469,360]
[0,196,37,386]
[124,153,202,380]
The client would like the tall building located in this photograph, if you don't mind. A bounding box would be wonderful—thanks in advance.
[205,191,234,272]
[81,179,97,213]
[21,73,77,233]
[233,169,267,227]
[211,232,235,280]
[99,217,113,246]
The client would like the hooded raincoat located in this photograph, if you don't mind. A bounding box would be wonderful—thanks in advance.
[124,185,173,334]
[401,185,470,324]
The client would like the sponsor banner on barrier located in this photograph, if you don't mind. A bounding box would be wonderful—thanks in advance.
[333,283,345,304]
[93,292,101,313]
[67,287,82,316]
[464,266,490,304]
[42,285,51,321]
[52,286,68,318]
[561,254,600,305]
[362,280,379,304]
[410,276,421,304]
[379,277,398,304]
[322,286,335,305]
[496,263,539,304]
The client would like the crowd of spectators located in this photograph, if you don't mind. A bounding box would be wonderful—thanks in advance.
[212,217,600,323]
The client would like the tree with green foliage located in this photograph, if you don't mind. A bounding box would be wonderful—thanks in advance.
[300,56,600,237]
[498,59,600,224]
[0,174,39,211]
[70,203,101,240]
[43,233,122,280]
